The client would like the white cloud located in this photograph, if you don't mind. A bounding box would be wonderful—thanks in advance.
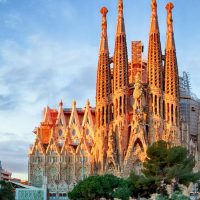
[0,34,98,178]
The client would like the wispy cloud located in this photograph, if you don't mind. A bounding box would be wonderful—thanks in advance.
[0,33,97,179]
[0,132,30,178]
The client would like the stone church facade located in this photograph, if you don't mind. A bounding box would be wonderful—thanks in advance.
[28,0,186,197]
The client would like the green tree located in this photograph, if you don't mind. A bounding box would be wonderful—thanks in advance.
[112,179,131,200]
[166,146,199,186]
[68,175,102,200]
[128,171,157,199]
[68,174,121,200]
[0,181,15,200]
[171,191,189,200]
[143,140,200,196]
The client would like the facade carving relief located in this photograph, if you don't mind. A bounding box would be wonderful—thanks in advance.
[28,0,187,196]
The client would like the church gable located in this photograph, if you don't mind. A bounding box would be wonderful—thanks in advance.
[56,100,67,127]
[82,100,94,127]
[46,137,60,155]
[69,101,80,128]
[42,106,53,125]
[30,136,45,155]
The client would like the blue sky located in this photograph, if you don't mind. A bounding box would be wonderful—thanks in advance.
[0,0,199,180]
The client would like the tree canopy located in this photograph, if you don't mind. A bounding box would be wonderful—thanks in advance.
[68,141,200,199]
[143,141,200,188]
[68,174,129,200]
[0,180,15,200]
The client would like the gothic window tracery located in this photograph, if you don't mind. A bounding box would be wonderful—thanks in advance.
[58,129,62,136]
[72,129,76,136]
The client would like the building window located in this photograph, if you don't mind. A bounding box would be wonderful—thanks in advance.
[58,129,62,136]
[72,129,76,136]
[86,129,89,136]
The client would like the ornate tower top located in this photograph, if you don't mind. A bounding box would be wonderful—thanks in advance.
[100,7,109,53]
[166,2,174,33]
[96,6,111,105]
[166,2,175,50]
[147,0,163,90]
[165,2,179,98]
[116,0,125,35]
[150,0,159,33]
[59,99,63,108]
[151,0,157,16]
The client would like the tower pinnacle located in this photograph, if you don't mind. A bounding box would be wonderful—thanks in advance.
[150,0,159,33]
[166,2,174,31]
[116,0,125,34]
[148,0,162,89]
[147,0,163,144]
[165,2,178,98]
[164,2,180,144]
[96,6,111,119]
[166,2,175,50]
[100,7,109,53]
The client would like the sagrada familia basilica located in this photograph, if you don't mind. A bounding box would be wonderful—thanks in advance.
[28,0,194,197]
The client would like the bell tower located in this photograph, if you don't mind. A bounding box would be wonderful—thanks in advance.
[108,0,129,173]
[164,2,180,145]
[95,7,112,173]
[147,0,164,144]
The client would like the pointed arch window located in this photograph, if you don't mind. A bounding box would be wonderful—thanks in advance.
[72,117,75,124]
[86,129,90,136]
[72,129,76,136]
[86,116,90,124]
[58,129,62,136]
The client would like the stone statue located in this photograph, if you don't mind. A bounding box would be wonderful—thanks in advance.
[133,72,143,112]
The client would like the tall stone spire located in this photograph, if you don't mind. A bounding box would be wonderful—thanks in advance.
[150,0,159,33]
[99,7,109,54]
[96,6,112,117]
[113,0,129,107]
[95,7,112,173]
[148,0,163,89]
[164,3,180,145]
[108,0,129,173]
[165,2,179,106]
[147,0,163,144]
[116,0,125,34]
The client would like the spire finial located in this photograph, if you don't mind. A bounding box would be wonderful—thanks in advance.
[99,7,109,53]
[72,100,76,108]
[118,0,123,16]
[100,7,108,37]
[150,0,159,33]
[86,99,90,107]
[59,99,63,108]
[116,0,125,34]
[100,6,108,17]
[166,2,174,33]
[151,0,157,18]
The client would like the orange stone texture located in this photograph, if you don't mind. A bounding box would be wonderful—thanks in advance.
[28,0,182,194]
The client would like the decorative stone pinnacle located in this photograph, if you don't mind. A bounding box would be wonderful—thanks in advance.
[166,2,174,33]
[59,99,63,107]
[100,6,108,16]
[100,7,108,34]
[72,100,76,108]
[118,0,123,15]
[86,99,90,107]
[151,0,157,17]
[166,2,174,12]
